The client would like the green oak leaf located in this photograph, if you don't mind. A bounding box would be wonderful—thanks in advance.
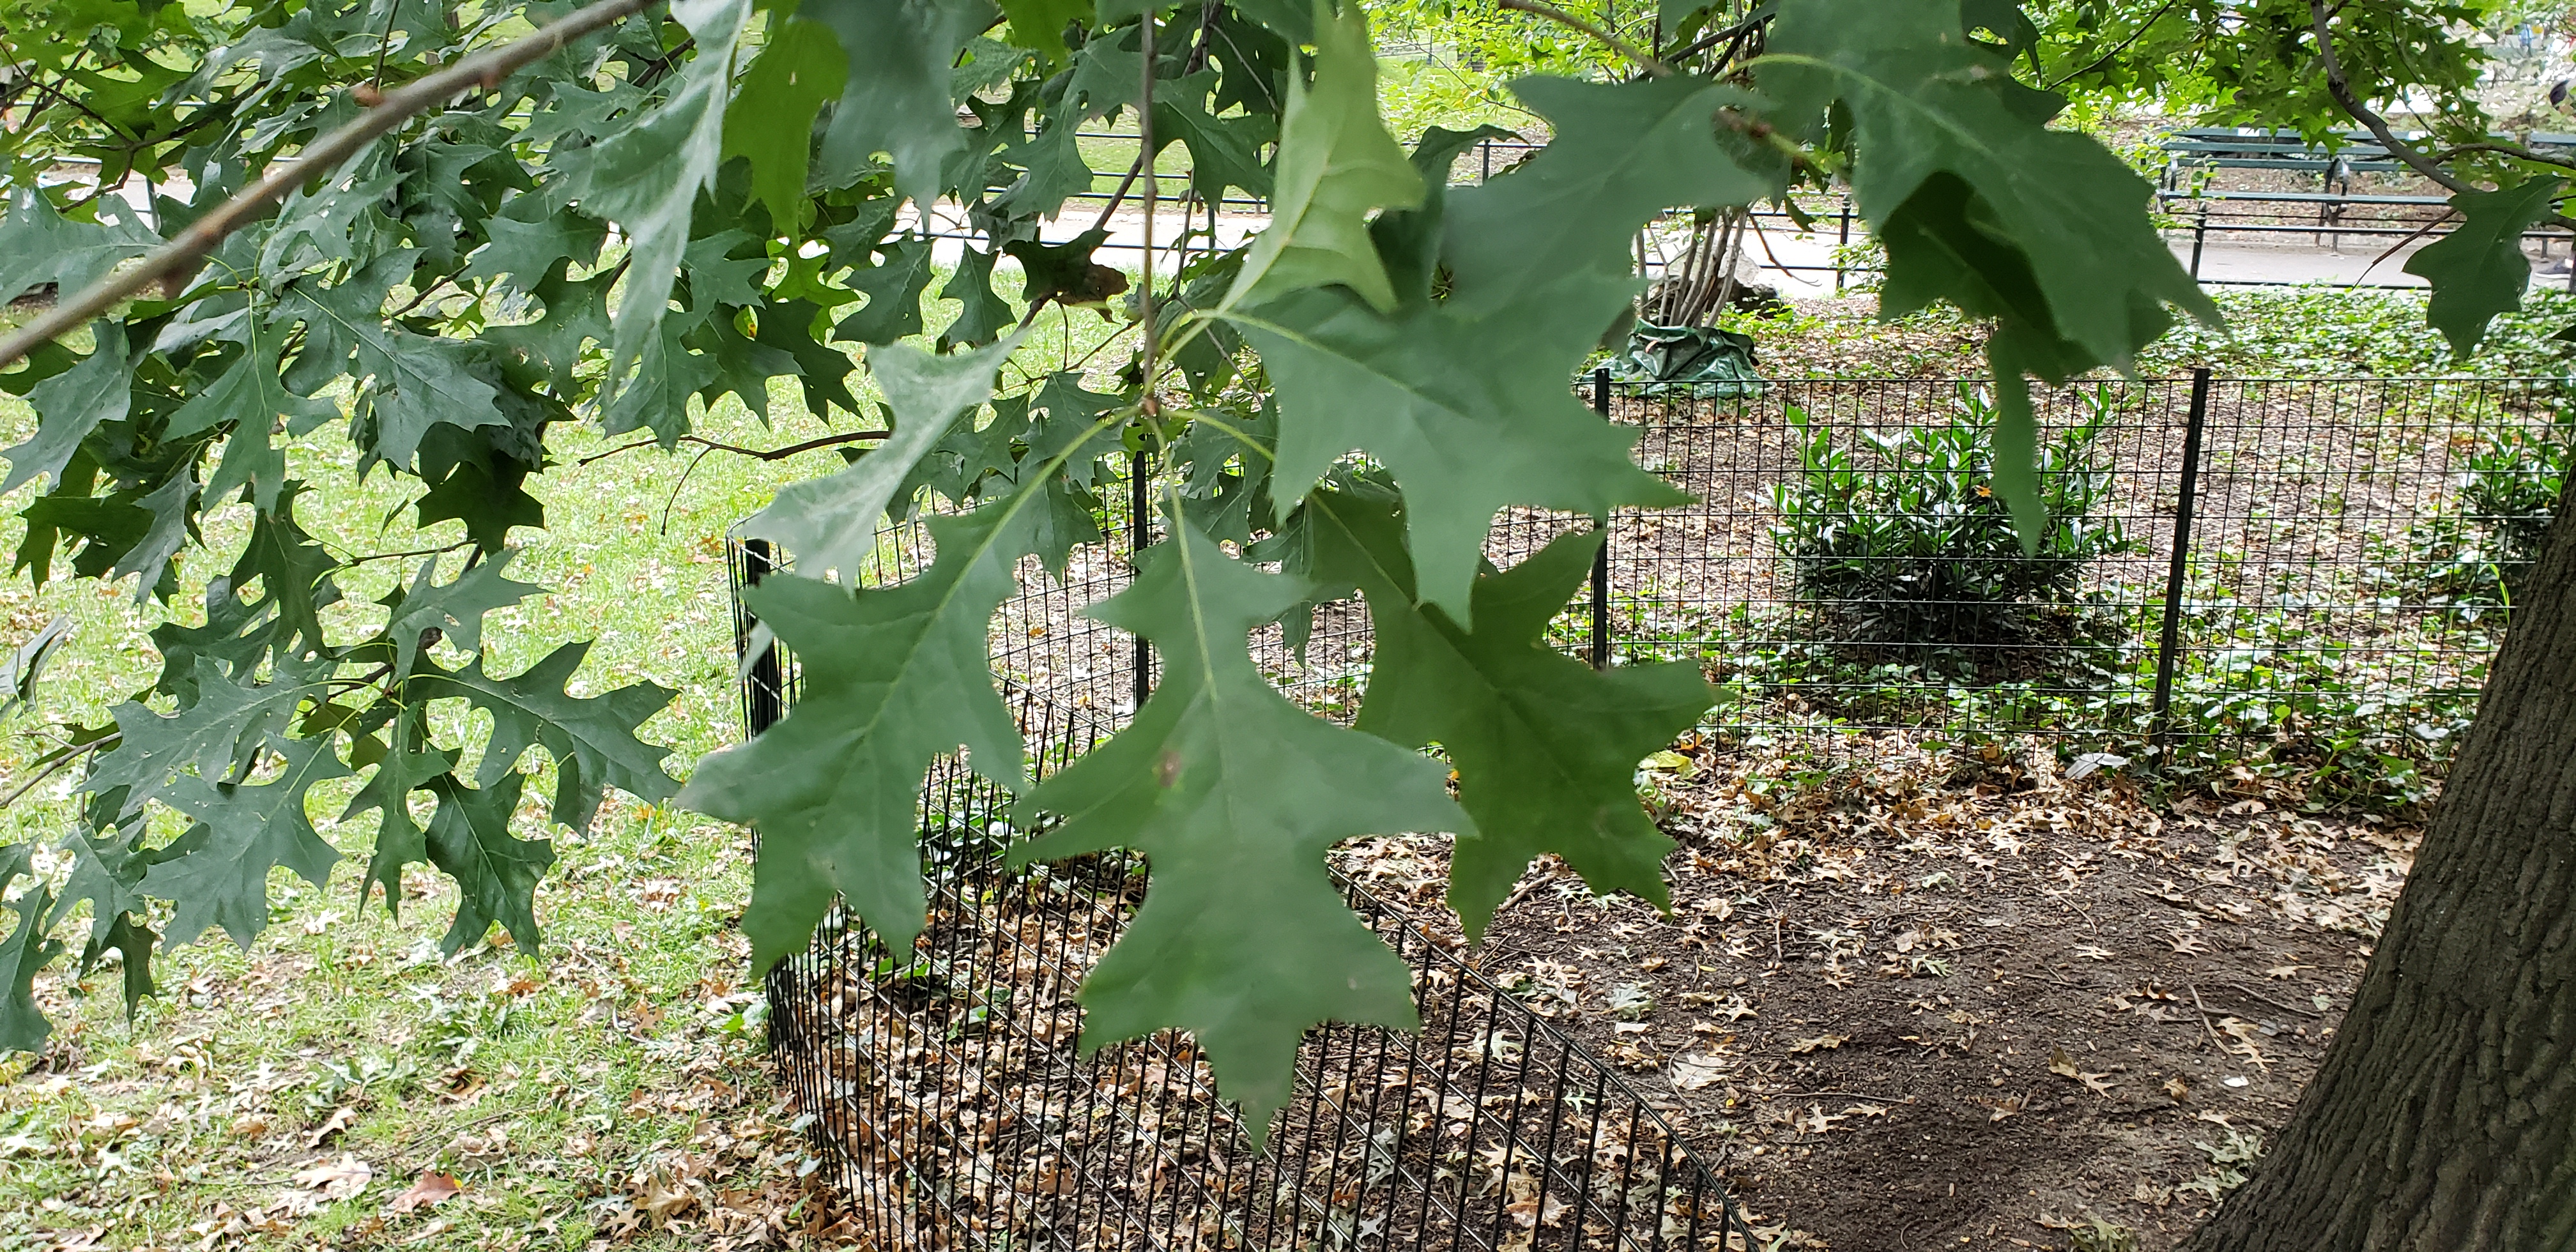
[226,491,342,660]
[2,323,130,496]
[1441,77,1771,312]
[342,704,455,920]
[411,642,679,832]
[937,244,1015,351]
[1761,0,2214,541]
[747,297,862,418]
[1223,0,1423,314]
[88,655,327,807]
[1304,485,1713,938]
[1761,0,2211,373]
[457,197,608,293]
[178,339,341,512]
[1233,271,1686,625]
[423,771,555,954]
[993,0,1089,64]
[1152,72,1276,203]
[740,335,1020,582]
[109,472,194,598]
[833,235,938,344]
[487,263,615,395]
[680,501,1039,968]
[1027,370,1127,491]
[682,230,771,309]
[721,19,848,233]
[1010,519,1470,1143]
[1004,229,1130,312]
[604,308,717,441]
[2404,178,2566,356]
[806,0,997,209]
[1,842,66,1053]
[142,734,352,949]
[0,185,158,306]
[994,114,1098,221]
[51,825,166,1018]
[565,0,751,388]
[1370,124,1515,306]
[379,549,544,679]
[151,581,278,705]
[282,268,507,470]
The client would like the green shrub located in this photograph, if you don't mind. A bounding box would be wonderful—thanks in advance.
[1770,385,2138,648]
[2398,417,2568,618]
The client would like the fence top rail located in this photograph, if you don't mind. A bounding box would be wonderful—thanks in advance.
[1599,373,2571,387]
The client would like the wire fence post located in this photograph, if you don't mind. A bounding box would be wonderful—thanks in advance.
[1131,447,1152,713]
[739,538,784,738]
[1590,367,1613,670]
[2149,368,2213,759]
[2189,208,2209,281]
[1834,195,1852,294]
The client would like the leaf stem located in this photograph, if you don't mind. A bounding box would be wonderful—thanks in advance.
[0,0,661,370]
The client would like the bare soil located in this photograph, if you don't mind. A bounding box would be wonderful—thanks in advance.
[1334,737,2418,1252]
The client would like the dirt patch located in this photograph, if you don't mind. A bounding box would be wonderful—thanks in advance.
[1335,737,2419,1251]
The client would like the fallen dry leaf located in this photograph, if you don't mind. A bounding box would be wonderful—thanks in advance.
[2163,1076,2191,1101]
[389,1172,461,1214]
[293,1154,374,1201]
[305,1106,358,1148]
[1668,1053,1729,1092]
[1787,1034,1849,1055]
[2049,1047,2081,1079]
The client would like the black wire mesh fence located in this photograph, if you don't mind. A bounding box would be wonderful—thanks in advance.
[732,457,1755,1251]
[730,367,2559,1244]
[1533,371,2566,779]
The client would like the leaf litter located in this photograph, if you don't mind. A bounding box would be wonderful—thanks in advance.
[1330,726,2419,1250]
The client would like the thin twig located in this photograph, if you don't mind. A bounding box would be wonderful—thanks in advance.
[1498,0,1672,77]
[2352,207,2460,284]
[2423,139,2576,172]
[2043,0,2180,91]
[342,538,477,566]
[572,427,891,468]
[0,740,109,809]
[0,0,659,370]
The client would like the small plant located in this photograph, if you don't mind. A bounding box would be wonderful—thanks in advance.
[2180,1126,2266,1200]
[2397,418,2568,618]
[1770,385,2137,652]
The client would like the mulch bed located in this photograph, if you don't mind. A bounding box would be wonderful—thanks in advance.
[1333,733,2418,1251]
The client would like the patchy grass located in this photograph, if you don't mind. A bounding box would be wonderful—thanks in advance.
[0,261,1156,1249]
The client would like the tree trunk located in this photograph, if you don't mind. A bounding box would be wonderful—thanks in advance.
[2186,509,2576,1249]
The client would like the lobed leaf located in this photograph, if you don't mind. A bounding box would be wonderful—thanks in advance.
[1011,520,1471,1143]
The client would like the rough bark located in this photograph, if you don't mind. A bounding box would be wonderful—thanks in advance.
[2186,506,2576,1249]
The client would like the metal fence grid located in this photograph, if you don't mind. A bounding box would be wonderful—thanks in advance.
[1541,372,2564,768]
[735,455,1753,1251]
[733,367,2559,1246]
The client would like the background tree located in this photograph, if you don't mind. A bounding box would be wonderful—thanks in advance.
[2020,3,2576,1245]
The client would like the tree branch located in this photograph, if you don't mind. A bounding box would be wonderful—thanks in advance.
[0,0,659,371]
[1498,0,1672,78]
[2305,0,2467,195]
[2306,0,2576,233]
